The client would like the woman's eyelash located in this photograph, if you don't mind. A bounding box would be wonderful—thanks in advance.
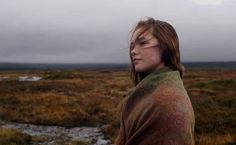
[138,41,148,45]
[130,40,149,48]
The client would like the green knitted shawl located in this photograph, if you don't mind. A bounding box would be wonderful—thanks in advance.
[115,66,195,145]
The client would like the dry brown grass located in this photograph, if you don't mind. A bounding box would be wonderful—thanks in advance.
[196,133,236,145]
[0,68,235,145]
[0,127,32,145]
[0,70,130,127]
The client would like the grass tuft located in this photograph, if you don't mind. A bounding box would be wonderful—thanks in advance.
[0,127,32,145]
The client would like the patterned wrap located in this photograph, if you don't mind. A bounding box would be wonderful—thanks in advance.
[115,67,195,145]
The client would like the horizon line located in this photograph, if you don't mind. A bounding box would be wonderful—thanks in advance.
[0,61,236,64]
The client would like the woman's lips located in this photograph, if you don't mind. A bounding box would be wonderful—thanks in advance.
[133,58,142,63]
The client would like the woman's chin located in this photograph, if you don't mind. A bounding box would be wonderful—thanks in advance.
[134,66,146,72]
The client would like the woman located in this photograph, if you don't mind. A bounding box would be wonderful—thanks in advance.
[115,18,195,145]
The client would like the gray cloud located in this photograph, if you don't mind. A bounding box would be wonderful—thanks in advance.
[0,0,235,63]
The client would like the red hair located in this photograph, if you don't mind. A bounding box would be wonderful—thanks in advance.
[129,17,185,85]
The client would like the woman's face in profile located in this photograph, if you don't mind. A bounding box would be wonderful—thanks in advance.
[130,28,165,73]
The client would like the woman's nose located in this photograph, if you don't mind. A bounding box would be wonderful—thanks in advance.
[130,45,139,56]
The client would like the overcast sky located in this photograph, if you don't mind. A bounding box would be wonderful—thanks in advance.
[0,0,235,63]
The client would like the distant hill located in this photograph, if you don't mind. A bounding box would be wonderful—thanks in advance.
[0,61,235,70]
[0,63,129,70]
[183,61,236,69]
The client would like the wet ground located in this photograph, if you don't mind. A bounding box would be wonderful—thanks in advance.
[1,120,112,145]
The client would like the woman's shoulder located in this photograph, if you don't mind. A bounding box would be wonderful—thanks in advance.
[152,83,188,97]
[151,83,195,129]
[151,84,193,112]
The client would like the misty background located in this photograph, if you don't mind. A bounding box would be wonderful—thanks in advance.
[0,0,235,63]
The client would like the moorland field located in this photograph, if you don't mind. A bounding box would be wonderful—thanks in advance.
[0,68,235,145]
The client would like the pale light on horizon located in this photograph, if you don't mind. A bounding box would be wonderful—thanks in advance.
[191,0,230,5]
